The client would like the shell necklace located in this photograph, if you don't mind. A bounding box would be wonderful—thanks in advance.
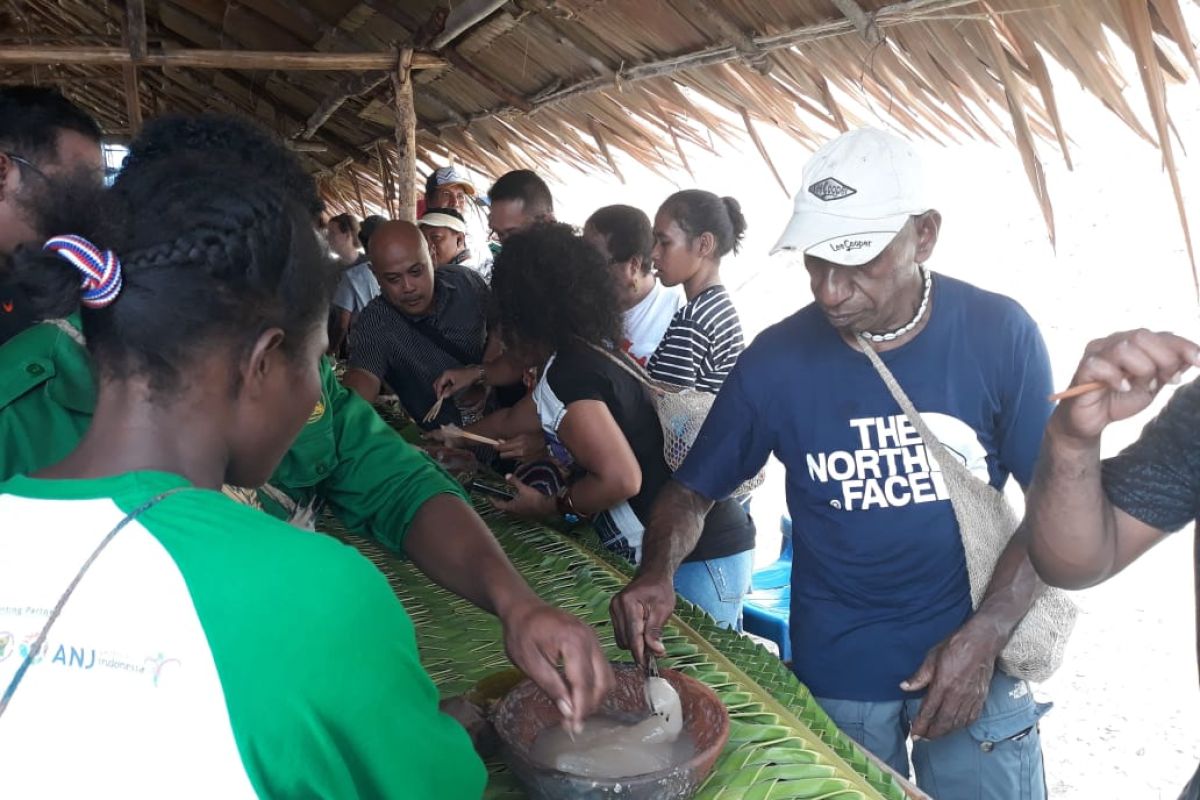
[864,266,932,343]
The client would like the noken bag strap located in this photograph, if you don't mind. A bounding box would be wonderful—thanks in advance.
[855,333,974,484]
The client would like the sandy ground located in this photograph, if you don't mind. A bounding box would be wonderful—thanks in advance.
[544,22,1200,795]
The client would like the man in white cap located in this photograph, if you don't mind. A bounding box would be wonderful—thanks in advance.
[610,128,1054,798]
[419,206,472,268]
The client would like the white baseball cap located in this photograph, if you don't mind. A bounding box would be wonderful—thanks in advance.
[771,128,929,266]
[418,210,468,234]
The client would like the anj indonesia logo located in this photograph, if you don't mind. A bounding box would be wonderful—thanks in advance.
[807,412,989,511]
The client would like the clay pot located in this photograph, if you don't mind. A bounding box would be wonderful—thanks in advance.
[493,663,729,800]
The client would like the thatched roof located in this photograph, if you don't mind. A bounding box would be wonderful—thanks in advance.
[2,0,1197,269]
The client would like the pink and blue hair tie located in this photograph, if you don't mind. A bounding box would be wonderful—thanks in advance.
[42,235,124,309]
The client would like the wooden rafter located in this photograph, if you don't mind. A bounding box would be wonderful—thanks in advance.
[121,0,146,132]
[669,0,772,74]
[0,46,446,71]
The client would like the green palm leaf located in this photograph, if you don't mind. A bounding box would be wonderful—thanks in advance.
[321,495,910,800]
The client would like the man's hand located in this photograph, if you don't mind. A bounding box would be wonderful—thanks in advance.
[901,620,1000,739]
[496,431,546,462]
[490,474,554,518]
[499,599,613,732]
[609,572,675,668]
[1055,330,1200,442]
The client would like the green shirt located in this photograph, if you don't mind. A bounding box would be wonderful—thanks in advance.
[0,317,467,551]
[0,471,486,797]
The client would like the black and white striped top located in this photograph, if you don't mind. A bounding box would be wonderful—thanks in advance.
[647,285,743,394]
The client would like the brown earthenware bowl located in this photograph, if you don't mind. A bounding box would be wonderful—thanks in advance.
[492,662,729,800]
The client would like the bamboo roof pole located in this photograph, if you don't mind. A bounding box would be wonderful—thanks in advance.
[668,0,773,74]
[392,48,418,222]
[0,46,446,71]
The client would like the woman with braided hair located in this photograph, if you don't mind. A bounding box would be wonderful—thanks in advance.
[0,154,487,796]
[0,113,611,753]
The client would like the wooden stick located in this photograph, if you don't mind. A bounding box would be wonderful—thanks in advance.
[443,425,501,448]
[1048,381,1106,402]
[0,46,446,71]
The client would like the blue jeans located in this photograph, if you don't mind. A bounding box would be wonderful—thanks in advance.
[817,671,1049,800]
[672,549,754,630]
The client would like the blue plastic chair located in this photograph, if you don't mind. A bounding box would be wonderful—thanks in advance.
[742,514,792,662]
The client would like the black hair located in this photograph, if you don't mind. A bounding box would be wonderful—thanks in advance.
[7,154,334,398]
[121,113,325,219]
[585,205,653,273]
[0,85,102,164]
[329,213,359,237]
[488,169,553,216]
[422,207,465,224]
[659,189,747,257]
[359,214,388,251]
[490,222,623,354]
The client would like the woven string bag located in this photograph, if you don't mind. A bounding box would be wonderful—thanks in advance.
[590,345,765,498]
[859,335,1076,682]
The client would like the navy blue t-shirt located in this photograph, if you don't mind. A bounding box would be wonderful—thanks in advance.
[674,274,1053,701]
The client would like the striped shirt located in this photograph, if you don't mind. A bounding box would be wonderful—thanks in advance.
[647,285,743,394]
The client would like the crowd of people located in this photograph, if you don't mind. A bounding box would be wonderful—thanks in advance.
[1,84,1198,800]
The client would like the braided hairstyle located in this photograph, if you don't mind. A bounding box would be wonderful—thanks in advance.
[6,154,334,397]
[490,222,623,355]
[120,113,325,220]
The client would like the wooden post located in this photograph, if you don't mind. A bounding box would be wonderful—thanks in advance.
[391,47,417,222]
[122,0,147,132]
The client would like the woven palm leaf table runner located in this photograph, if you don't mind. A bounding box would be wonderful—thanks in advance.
[322,497,916,800]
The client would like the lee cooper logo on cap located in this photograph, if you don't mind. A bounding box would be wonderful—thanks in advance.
[808,177,857,202]
[771,128,929,267]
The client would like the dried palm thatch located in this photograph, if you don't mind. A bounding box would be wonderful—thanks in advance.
[1,0,1197,275]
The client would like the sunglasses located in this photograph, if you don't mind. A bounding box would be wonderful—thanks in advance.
[4,152,49,182]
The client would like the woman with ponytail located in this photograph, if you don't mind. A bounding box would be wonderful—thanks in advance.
[0,155,487,797]
[647,189,748,394]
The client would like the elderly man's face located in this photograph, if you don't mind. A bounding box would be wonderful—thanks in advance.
[423,224,464,266]
[0,128,104,254]
[433,184,468,211]
[804,212,941,334]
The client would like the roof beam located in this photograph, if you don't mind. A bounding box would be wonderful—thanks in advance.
[295,5,450,142]
[428,0,509,51]
[0,45,446,71]
[669,0,772,74]
[358,0,533,112]
[828,0,885,45]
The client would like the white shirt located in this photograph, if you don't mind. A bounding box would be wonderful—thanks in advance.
[622,282,685,366]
